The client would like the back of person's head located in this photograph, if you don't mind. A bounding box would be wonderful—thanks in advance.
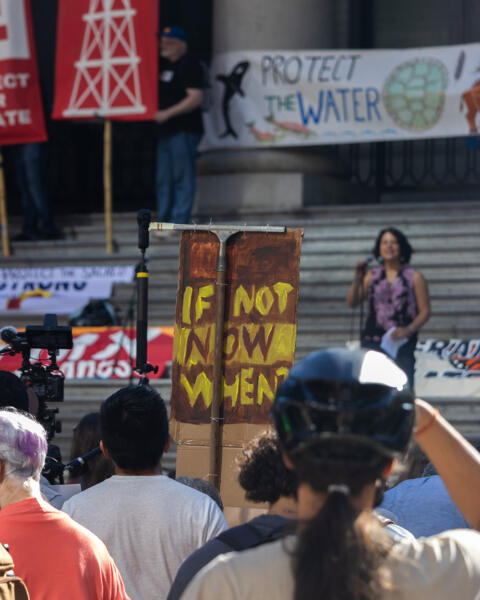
[176,476,224,511]
[69,412,114,489]
[100,385,169,472]
[272,347,415,600]
[237,429,296,504]
[0,371,29,412]
[0,408,47,487]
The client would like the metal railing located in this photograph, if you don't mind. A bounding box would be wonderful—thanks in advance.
[340,137,480,193]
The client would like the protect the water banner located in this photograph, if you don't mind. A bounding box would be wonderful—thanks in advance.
[201,44,480,149]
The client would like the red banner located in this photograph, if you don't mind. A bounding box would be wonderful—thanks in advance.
[52,0,158,120]
[0,326,174,379]
[0,0,46,144]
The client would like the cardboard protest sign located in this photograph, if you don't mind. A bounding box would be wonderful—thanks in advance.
[52,0,158,120]
[0,0,46,144]
[171,229,302,426]
[171,229,303,507]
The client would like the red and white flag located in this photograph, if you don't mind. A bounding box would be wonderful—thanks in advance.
[0,0,46,145]
[52,0,158,120]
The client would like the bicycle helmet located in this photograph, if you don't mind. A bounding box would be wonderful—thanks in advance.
[272,348,414,459]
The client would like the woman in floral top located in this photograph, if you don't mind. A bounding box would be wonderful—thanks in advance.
[346,227,430,390]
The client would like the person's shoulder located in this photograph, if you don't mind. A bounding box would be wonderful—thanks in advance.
[394,528,480,560]
[166,477,216,505]
[183,538,293,600]
[178,53,204,79]
[411,268,427,282]
[62,477,114,513]
[211,537,292,578]
[48,500,112,552]
[181,52,203,68]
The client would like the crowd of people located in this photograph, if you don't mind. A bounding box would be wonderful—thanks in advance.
[0,341,479,599]
[0,225,478,598]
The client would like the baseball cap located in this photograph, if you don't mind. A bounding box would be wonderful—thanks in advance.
[157,26,187,42]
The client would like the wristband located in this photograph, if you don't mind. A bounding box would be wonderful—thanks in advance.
[414,408,439,438]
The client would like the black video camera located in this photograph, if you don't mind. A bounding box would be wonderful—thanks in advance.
[0,314,73,441]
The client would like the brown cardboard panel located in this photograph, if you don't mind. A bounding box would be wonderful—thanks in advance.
[171,228,303,426]
[171,419,271,445]
[176,444,269,509]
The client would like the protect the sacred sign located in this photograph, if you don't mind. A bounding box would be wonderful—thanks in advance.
[171,229,303,425]
[52,0,158,120]
[0,0,46,144]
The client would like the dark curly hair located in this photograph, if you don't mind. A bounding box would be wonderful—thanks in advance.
[372,227,413,264]
[237,429,297,504]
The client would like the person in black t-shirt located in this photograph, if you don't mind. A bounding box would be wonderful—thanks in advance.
[154,26,204,225]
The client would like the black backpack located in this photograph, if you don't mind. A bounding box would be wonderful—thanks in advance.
[215,517,292,552]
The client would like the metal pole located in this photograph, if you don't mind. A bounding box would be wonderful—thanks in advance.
[104,118,113,254]
[209,232,229,489]
[135,209,158,382]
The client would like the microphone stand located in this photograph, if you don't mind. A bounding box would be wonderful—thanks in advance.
[358,263,370,345]
[135,209,158,384]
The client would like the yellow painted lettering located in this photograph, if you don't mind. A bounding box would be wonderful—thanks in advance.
[223,374,240,407]
[184,326,213,365]
[181,372,212,408]
[273,282,294,313]
[233,285,255,316]
[173,326,191,364]
[182,286,193,324]
[195,284,214,321]
[255,286,274,315]
[240,367,254,404]
[275,366,290,388]
[257,372,276,406]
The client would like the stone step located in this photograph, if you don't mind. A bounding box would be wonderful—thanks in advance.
[5,201,480,461]
[46,216,480,239]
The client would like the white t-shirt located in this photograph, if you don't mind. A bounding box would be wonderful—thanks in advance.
[63,475,227,600]
[182,530,480,600]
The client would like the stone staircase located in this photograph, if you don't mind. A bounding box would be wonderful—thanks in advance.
[2,200,480,464]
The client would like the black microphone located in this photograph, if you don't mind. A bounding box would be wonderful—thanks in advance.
[137,209,151,252]
[64,446,102,471]
[0,326,27,350]
[360,254,374,271]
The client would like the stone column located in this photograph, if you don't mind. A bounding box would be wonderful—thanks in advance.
[196,0,364,215]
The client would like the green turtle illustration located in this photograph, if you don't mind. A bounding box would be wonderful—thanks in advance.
[383,58,448,131]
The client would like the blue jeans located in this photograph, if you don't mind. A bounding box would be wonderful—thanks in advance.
[9,142,55,234]
[155,132,201,224]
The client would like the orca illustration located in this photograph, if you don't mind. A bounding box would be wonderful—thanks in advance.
[216,61,250,138]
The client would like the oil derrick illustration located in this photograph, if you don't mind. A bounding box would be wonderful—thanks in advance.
[64,0,145,117]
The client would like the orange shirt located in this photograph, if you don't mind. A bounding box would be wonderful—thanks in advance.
[0,497,129,600]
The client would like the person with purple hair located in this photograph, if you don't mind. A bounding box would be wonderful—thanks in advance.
[0,408,129,600]
[0,369,64,508]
